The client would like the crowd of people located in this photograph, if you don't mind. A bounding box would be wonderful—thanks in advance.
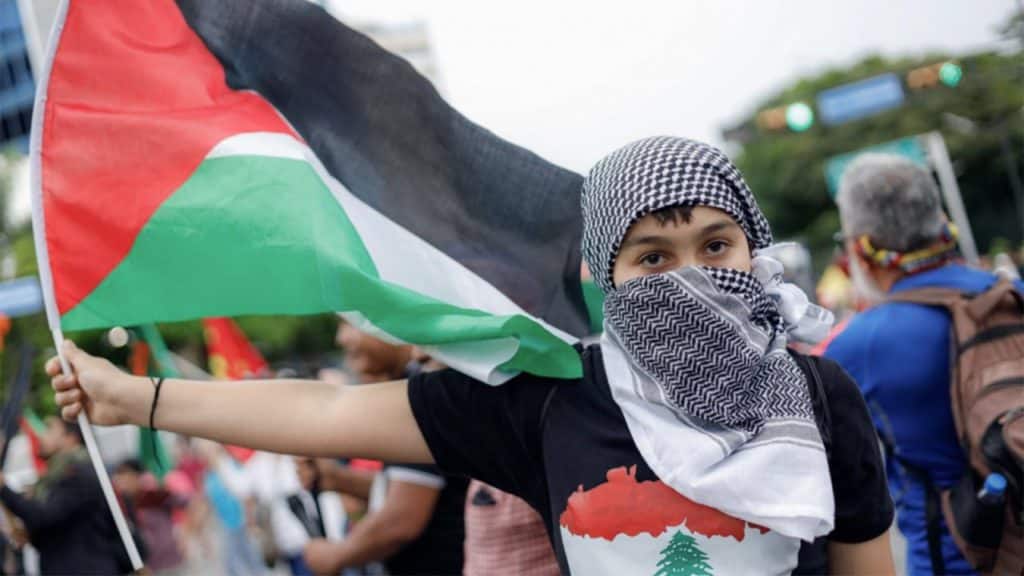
[0,138,1020,575]
[0,319,564,576]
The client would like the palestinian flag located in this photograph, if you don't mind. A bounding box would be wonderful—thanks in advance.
[558,466,800,575]
[31,0,587,384]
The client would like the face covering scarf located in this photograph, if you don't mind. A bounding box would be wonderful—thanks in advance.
[601,265,834,546]
[583,137,833,547]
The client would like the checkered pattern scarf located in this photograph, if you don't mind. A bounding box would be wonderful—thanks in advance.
[604,266,813,437]
[582,136,773,294]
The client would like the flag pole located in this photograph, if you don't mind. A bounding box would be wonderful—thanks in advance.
[27,0,143,569]
[49,329,144,571]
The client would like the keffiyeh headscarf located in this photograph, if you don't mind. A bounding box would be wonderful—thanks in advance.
[583,136,834,542]
[582,136,773,293]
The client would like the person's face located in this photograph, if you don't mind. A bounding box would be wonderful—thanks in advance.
[294,457,318,491]
[335,323,412,383]
[113,469,141,498]
[38,418,66,458]
[611,207,752,288]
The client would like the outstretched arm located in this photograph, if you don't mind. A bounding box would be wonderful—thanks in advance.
[49,341,432,463]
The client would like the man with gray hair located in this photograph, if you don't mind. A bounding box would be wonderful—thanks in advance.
[825,154,1024,576]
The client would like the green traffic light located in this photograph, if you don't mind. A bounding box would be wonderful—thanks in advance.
[786,102,814,132]
[939,62,962,87]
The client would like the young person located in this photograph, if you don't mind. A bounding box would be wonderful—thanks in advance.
[50,137,894,575]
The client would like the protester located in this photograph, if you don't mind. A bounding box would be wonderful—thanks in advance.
[49,137,894,575]
[463,480,560,576]
[196,441,267,576]
[825,154,1024,575]
[290,457,346,545]
[0,417,127,575]
[112,458,187,576]
[168,436,219,573]
[201,443,323,576]
[303,323,468,576]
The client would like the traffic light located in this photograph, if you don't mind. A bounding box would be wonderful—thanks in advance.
[756,106,787,131]
[906,61,962,90]
[756,102,815,133]
[938,62,962,87]
[785,102,814,132]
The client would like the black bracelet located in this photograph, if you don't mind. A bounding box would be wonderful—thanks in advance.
[149,377,166,471]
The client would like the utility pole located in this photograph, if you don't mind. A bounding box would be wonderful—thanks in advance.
[925,132,980,265]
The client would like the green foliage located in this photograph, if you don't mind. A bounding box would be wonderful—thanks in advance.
[733,48,1024,272]
[654,530,714,576]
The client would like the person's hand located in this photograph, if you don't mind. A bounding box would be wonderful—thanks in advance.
[47,340,141,425]
[304,539,343,574]
[10,521,27,548]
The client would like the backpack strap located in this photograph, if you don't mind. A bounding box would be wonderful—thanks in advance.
[886,286,964,308]
[789,352,832,461]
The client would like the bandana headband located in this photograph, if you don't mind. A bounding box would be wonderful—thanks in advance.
[854,221,959,274]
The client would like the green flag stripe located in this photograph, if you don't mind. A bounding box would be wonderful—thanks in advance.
[63,154,580,379]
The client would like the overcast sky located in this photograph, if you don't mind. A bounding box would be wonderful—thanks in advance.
[327,0,1016,173]
[6,0,1018,224]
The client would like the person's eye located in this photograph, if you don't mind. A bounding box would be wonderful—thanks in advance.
[705,240,731,257]
[639,252,668,268]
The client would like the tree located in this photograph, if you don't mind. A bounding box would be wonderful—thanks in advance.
[654,530,714,576]
[731,33,1024,272]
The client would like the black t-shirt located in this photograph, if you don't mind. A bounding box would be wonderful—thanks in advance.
[408,345,893,575]
[381,463,468,576]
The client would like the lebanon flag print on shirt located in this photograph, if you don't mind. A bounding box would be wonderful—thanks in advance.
[559,466,802,575]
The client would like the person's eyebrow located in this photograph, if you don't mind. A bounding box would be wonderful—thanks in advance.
[619,235,674,250]
[698,219,741,238]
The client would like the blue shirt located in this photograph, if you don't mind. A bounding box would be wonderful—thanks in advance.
[204,471,245,531]
[826,263,1023,576]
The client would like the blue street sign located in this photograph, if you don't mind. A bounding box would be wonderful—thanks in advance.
[825,136,928,197]
[0,277,43,318]
[817,73,905,126]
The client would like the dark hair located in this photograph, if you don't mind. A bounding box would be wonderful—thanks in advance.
[649,204,694,225]
[115,458,144,475]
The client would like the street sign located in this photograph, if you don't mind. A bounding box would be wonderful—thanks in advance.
[0,277,43,318]
[824,136,928,197]
[817,73,905,126]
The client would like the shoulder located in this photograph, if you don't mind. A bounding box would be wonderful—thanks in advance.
[793,353,861,403]
[896,263,1014,293]
[804,356,860,402]
[409,365,573,411]
[825,310,883,359]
